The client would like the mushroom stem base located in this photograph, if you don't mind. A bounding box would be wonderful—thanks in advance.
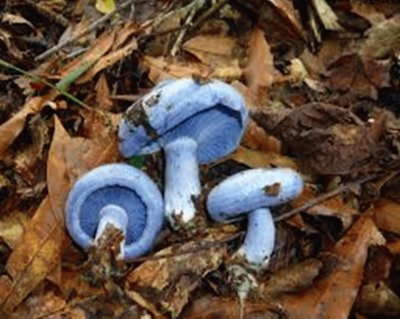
[164,137,201,226]
[237,208,275,268]
[95,204,128,247]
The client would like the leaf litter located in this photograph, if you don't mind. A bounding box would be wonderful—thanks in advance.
[0,0,399,318]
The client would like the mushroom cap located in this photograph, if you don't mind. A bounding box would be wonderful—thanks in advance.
[119,78,248,163]
[65,163,164,260]
[207,168,303,222]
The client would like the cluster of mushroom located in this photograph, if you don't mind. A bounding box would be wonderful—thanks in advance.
[64,78,303,267]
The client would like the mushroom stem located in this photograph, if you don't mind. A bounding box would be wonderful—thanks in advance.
[95,204,128,244]
[164,137,201,225]
[237,208,275,268]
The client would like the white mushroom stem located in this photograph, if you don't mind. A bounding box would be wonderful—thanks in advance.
[95,204,128,253]
[237,208,275,268]
[164,137,201,226]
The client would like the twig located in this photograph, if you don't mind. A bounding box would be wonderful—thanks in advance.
[0,58,91,110]
[24,0,69,27]
[129,231,243,263]
[170,0,206,56]
[191,0,229,30]
[35,0,138,62]
[275,174,378,222]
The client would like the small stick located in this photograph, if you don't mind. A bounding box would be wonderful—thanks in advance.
[275,174,378,222]
[170,0,206,56]
[129,231,243,263]
[24,0,69,27]
[35,0,138,61]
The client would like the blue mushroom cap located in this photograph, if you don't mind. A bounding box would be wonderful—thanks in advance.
[119,78,248,163]
[65,163,164,261]
[207,168,304,222]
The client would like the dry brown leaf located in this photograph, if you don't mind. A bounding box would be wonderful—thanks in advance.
[252,102,385,175]
[184,295,279,319]
[386,240,400,255]
[243,28,275,106]
[0,97,44,156]
[279,216,385,319]
[125,234,228,318]
[350,2,385,25]
[78,40,138,83]
[292,185,359,229]
[95,74,113,111]
[360,16,400,60]
[355,282,400,317]
[12,290,67,319]
[183,35,237,67]
[0,212,30,249]
[47,117,119,225]
[367,199,400,235]
[311,0,343,31]
[261,258,323,298]
[231,146,298,170]
[59,29,116,77]
[0,198,64,311]
[242,119,281,153]
[144,56,212,84]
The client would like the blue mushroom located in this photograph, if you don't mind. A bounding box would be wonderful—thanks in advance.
[207,168,303,268]
[119,78,248,227]
[65,163,164,261]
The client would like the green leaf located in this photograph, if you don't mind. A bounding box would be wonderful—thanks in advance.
[128,155,145,169]
[95,0,116,14]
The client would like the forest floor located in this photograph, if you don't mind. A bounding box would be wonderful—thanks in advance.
[0,0,400,318]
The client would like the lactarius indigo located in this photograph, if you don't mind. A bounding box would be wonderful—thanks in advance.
[207,168,303,268]
[119,78,248,227]
[65,163,164,261]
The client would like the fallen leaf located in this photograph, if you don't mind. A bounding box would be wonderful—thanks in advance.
[292,185,359,229]
[183,34,237,67]
[241,119,281,153]
[47,117,119,225]
[0,198,64,311]
[59,29,116,77]
[311,0,343,31]
[367,199,400,235]
[78,40,138,83]
[183,295,279,319]
[0,212,30,249]
[95,0,116,14]
[231,146,298,170]
[360,16,400,60]
[125,234,228,318]
[261,258,323,298]
[0,95,54,156]
[95,74,113,111]
[252,102,386,175]
[279,216,385,319]
[2,13,35,29]
[243,28,275,106]
[355,282,400,317]
[145,56,212,84]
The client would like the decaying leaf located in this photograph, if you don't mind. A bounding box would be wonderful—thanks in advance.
[360,16,400,60]
[367,199,400,235]
[279,216,385,319]
[231,146,298,170]
[260,258,323,298]
[0,212,30,249]
[0,198,64,311]
[47,117,119,225]
[355,281,400,317]
[252,102,386,175]
[145,56,212,83]
[0,94,57,156]
[243,27,275,107]
[125,234,229,318]
[183,34,237,67]
[183,295,280,319]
